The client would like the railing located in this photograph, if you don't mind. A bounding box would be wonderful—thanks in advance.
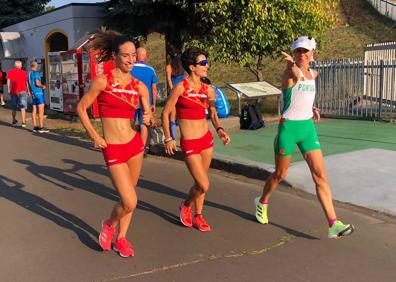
[366,0,396,21]
[313,59,396,119]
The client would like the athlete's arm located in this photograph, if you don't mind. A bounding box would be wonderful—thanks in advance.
[139,82,155,126]
[162,83,183,155]
[166,64,173,89]
[76,74,107,148]
[281,51,299,89]
[208,87,230,145]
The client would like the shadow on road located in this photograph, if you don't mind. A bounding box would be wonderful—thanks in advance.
[138,179,318,240]
[0,174,100,250]
[11,142,317,240]
[0,120,97,152]
[15,159,181,227]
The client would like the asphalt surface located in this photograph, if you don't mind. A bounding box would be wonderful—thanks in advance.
[1,120,396,282]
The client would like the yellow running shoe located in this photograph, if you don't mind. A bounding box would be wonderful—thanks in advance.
[254,197,268,224]
[328,220,355,239]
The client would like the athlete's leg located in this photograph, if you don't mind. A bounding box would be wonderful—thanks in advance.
[117,152,144,239]
[32,105,38,128]
[193,147,213,214]
[107,162,138,229]
[303,149,336,221]
[260,155,291,202]
[184,151,211,212]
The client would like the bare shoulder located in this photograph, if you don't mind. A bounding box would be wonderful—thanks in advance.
[174,80,185,92]
[138,80,148,92]
[206,84,215,99]
[95,74,108,86]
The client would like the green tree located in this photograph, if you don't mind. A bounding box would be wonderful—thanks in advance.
[105,0,337,81]
[105,0,206,52]
[194,0,338,81]
[0,0,50,28]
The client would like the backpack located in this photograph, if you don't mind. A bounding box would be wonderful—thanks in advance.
[240,103,265,130]
[214,86,231,118]
[148,127,165,146]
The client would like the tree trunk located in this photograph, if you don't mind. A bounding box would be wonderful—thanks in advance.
[248,55,264,81]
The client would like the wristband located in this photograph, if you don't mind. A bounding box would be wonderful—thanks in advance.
[216,127,224,133]
[164,137,173,144]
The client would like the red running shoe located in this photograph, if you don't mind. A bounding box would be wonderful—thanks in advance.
[179,202,193,227]
[193,214,211,232]
[113,238,135,258]
[99,219,115,251]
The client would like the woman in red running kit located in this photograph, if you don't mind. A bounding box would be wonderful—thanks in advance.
[162,47,231,232]
[77,29,154,257]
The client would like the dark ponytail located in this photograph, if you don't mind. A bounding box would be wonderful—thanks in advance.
[86,27,134,63]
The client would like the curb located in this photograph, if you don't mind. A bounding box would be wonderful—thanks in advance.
[149,144,292,188]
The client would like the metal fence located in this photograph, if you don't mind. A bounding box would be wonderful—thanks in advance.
[367,0,396,21]
[313,59,396,119]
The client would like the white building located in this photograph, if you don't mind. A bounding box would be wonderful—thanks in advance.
[0,3,105,88]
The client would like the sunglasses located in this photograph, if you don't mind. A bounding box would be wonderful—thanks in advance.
[295,48,310,53]
[195,59,208,66]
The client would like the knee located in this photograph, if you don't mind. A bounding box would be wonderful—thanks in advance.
[196,180,210,194]
[122,199,137,214]
[312,171,328,187]
[272,170,287,183]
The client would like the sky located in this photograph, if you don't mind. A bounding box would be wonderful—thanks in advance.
[47,0,107,8]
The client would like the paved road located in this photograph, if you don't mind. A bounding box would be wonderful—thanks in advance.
[1,120,396,282]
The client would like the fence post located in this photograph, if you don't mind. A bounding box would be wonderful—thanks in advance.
[378,60,384,120]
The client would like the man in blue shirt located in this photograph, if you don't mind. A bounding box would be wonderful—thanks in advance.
[29,61,49,133]
[131,47,158,148]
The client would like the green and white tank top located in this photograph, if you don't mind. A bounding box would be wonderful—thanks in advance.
[281,67,316,120]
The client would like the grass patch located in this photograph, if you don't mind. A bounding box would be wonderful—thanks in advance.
[51,119,103,140]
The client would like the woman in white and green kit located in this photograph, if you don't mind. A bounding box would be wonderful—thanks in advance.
[254,36,354,239]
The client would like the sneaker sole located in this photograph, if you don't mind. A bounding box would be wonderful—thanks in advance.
[113,246,134,258]
[193,223,211,232]
[254,198,269,224]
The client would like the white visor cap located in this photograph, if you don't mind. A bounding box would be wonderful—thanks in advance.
[292,36,316,51]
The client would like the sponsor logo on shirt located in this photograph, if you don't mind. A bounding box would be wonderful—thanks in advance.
[187,89,207,98]
[112,88,139,95]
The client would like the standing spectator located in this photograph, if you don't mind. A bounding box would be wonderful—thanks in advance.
[7,60,30,127]
[0,64,5,106]
[29,61,49,133]
[131,47,158,148]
